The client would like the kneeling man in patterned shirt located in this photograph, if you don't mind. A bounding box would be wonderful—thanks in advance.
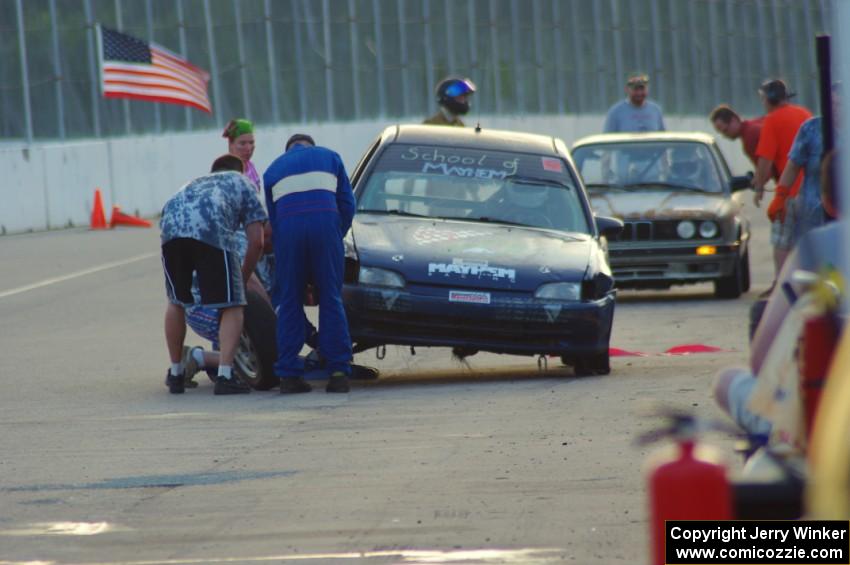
[159,154,268,395]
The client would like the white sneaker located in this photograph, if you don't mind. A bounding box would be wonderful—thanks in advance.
[180,346,203,388]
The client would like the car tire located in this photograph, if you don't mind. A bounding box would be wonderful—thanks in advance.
[714,252,744,299]
[741,249,751,293]
[233,290,279,390]
[566,352,611,376]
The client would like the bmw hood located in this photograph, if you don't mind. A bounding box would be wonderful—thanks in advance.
[588,190,732,220]
[351,214,594,291]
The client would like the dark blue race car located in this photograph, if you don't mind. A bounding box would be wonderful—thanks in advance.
[343,125,622,375]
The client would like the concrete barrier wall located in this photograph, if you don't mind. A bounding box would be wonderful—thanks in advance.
[0,114,753,235]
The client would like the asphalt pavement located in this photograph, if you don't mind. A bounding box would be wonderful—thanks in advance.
[0,196,772,564]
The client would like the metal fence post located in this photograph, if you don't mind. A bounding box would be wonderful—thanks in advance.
[488,0,502,115]
[570,0,586,113]
[770,0,785,79]
[755,0,771,80]
[263,0,279,123]
[291,0,307,122]
[444,0,455,73]
[592,0,606,110]
[177,0,193,130]
[398,0,410,117]
[48,0,66,139]
[347,0,361,119]
[233,0,251,119]
[145,0,161,132]
[649,0,663,111]
[786,0,803,107]
[532,0,545,113]
[423,0,435,105]
[686,0,701,112]
[14,0,33,143]
[467,1,477,90]
[203,0,223,127]
[707,0,721,110]
[83,0,101,137]
[371,0,386,118]
[610,0,624,93]
[669,0,684,113]
[510,0,524,113]
[553,0,565,114]
[724,0,740,109]
[803,0,818,107]
[321,0,334,121]
[628,0,641,69]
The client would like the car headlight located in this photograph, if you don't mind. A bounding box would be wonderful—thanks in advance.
[535,282,581,301]
[343,232,358,260]
[358,266,405,288]
[676,220,696,239]
[699,221,718,239]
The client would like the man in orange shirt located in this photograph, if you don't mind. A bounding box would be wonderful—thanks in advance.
[752,79,812,276]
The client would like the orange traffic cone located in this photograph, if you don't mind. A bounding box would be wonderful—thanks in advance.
[110,205,152,228]
[90,189,108,230]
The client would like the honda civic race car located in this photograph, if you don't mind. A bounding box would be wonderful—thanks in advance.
[572,133,752,298]
[342,125,622,375]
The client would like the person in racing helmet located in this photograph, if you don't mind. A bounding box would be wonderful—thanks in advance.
[482,180,555,229]
[424,77,476,127]
[667,145,708,188]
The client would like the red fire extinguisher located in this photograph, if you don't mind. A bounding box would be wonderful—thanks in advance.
[799,312,841,438]
[643,413,733,565]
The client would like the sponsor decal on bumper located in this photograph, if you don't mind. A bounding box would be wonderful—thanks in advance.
[448,290,491,304]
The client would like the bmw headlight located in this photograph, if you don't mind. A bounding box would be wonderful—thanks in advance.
[359,266,405,288]
[699,221,718,239]
[535,282,581,301]
[676,220,696,239]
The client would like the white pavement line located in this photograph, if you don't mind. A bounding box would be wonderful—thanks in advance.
[20,548,564,565]
[0,252,159,300]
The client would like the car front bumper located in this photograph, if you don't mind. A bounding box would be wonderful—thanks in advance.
[343,283,615,356]
[608,242,741,286]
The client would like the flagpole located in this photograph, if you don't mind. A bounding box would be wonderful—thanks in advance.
[203,0,223,127]
[114,0,132,135]
[176,0,193,131]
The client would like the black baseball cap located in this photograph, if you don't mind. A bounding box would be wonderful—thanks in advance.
[759,79,795,104]
[285,133,316,151]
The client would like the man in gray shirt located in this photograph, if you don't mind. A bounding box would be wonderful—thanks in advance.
[603,72,666,133]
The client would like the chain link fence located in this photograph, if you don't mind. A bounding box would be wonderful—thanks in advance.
[0,0,834,142]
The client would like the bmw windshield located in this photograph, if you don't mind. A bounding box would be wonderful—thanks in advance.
[572,141,723,193]
[357,144,591,233]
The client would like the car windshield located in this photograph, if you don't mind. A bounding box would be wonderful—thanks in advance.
[572,141,723,193]
[357,144,591,233]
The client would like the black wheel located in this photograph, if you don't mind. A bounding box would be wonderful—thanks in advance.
[741,249,751,292]
[714,253,744,299]
[563,352,610,376]
[233,290,278,390]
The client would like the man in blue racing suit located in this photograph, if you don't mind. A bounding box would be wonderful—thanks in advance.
[263,133,356,394]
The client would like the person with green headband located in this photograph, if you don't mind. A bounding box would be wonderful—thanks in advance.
[223,118,261,189]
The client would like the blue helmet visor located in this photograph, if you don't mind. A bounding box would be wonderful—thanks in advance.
[444,79,476,98]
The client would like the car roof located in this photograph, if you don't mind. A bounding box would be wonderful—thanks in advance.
[572,131,717,148]
[383,124,562,156]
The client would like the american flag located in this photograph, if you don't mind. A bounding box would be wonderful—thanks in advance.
[98,25,212,113]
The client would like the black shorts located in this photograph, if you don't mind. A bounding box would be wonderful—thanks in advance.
[161,238,245,308]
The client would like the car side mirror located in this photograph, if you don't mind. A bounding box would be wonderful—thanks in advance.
[730,172,754,192]
[595,215,624,238]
